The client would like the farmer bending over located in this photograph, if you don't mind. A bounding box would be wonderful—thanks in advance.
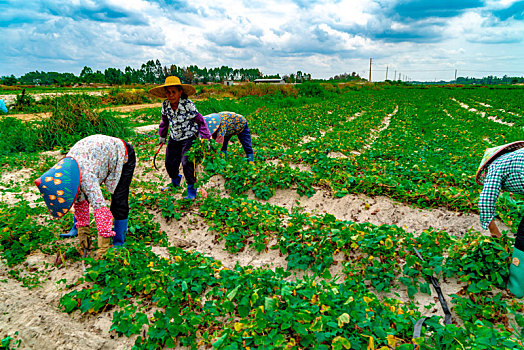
[204,111,254,162]
[476,141,524,298]
[35,134,136,259]
[149,76,210,199]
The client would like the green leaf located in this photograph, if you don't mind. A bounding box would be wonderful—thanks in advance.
[337,312,350,328]
[407,285,418,298]
[165,336,176,348]
[227,285,240,300]
[420,282,431,295]
[213,333,228,349]
[265,297,275,314]
[332,336,351,350]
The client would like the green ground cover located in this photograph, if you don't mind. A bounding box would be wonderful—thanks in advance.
[1,84,524,349]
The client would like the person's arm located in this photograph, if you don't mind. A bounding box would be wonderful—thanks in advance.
[158,102,169,139]
[81,174,115,237]
[215,130,225,144]
[195,112,211,139]
[478,171,503,232]
[214,117,227,144]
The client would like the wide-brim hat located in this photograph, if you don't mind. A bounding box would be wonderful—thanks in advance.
[34,157,81,218]
[149,76,196,98]
[203,113,221,135]
[475,141,524,185]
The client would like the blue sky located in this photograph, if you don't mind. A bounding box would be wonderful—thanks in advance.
[1,0,524,81]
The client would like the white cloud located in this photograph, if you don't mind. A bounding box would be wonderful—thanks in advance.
[2,0,524,80]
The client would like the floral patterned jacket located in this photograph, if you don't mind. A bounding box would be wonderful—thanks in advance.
[67,134,127,210]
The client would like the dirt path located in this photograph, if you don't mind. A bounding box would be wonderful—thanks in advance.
[3,103,162,122]
[452,98,515,127]
[0,91,106,105]
[0,255,135,350]
[99,103,161,113]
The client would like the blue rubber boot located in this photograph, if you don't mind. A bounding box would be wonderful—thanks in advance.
[113,218,128,247]
[185,184,197,200]
[60,217,78,238]
[172,174,183,186]
[246,153,254,163]
[161,174,183,191]
[221,150,227,159]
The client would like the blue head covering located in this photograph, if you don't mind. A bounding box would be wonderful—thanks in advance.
[203,113,221,135]
[34,157,81,218]
[0,99,7,114]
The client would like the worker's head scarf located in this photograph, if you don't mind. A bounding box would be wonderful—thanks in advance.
[203,113,222,135]
[34,157,81,218]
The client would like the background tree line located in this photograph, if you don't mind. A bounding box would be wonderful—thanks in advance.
[455,75,524,85]
[0,60,315,86]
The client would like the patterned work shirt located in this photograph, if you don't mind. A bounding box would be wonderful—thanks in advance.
[67,134,127,210]
[479,148,524,229]
[216,111,247,138]
[161,99,200,141]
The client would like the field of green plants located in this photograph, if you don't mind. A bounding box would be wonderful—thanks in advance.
[1,83,524,349]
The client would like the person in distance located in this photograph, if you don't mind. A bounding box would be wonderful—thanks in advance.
[149,76,211,199]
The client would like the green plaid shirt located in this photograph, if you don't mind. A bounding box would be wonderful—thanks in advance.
[479,148,524,229]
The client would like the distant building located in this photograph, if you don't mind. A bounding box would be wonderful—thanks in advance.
[224,80,234,86]
[254,78,285,84]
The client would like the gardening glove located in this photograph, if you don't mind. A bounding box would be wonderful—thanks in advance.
[94,236,112,260]
[76,226,92,255]
[508,247,524,298]
[159,136,166,144]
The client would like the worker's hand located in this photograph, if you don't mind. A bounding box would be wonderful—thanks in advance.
[488,220,502,238]
[159,136,166,144]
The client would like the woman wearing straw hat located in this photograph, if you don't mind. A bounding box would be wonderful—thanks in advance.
[476,141,524,298]
[149,76,211,199]
[203,112,254,162]
[35,134,136,260]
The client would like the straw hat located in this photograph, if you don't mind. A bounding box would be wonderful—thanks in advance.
[34,157,81,218]
[203,113,222,135]
[475,141,524,185]
[149,76,196,98]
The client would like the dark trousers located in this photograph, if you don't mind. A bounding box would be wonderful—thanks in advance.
[516,216,524,251]
[165,136,196,185]
[222,125,253,155]
[110,141,136,220]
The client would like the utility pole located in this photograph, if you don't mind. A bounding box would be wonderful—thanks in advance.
[369,58,372,83]
[385,66,388,81]
[454,69,457,83]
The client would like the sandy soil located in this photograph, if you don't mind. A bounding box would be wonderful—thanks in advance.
[0,91,105,105]
[452,98,515,127]
[0,130,509,349]
[2,103,161,122]
[0,256,135,350]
